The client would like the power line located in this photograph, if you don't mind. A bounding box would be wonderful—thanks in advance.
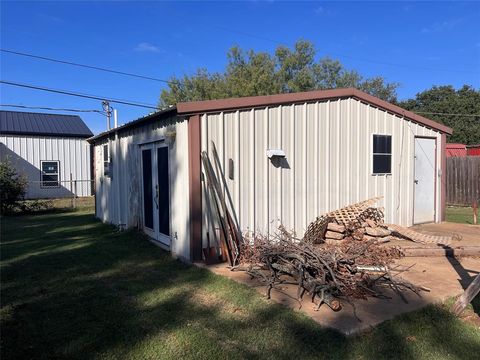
[1,49,177,84]
[0,80,159,110]
[414,111,480,117]
[211,25,479,74]
[3,80,478,118]
[0,104,105,114]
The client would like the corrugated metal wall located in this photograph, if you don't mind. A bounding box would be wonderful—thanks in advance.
[201,97,442,242]
[93,116,191,260]
[0,135,91,198]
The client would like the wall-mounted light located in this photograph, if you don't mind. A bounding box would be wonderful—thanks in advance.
[266,149,286,158]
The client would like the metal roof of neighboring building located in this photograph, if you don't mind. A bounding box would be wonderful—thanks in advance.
[445,143,465,148]
[0,110,93,138]
[445,143,467,157]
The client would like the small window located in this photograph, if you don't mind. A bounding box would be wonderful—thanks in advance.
[103,144,111,177]
[41,161,60,187]
[373,135,392,174]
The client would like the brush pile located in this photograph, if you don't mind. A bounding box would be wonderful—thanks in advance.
[240,230,423,311]
[239,198,430,311]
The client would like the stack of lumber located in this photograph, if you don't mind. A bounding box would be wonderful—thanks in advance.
[201,146,241,266]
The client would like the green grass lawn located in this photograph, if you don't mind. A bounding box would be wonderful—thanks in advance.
[1,209,479,360]
[446,206,478,225]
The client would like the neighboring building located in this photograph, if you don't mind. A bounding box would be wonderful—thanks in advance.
[466,144,480,156]
[446,143,467,157]
[88,88,452,262]
[0,110,93,199]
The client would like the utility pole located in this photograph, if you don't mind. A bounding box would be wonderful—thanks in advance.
[102,100,112,130]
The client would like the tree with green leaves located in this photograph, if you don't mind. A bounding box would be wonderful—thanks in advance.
[399,85,480,145]
[0,159,27,214]
[159,40,399,106]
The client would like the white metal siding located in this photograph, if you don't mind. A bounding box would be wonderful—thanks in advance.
[93,116,191,260]
[201,97,443,242]
[0,135,91,198]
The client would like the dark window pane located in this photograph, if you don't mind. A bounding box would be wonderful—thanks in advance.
[42,174,59,187]
[42,162,58,174]
[158,147,170,236]
[373,135,391,154]
[373,154,391,173]
[103,145,109,162]
[142,149,153,229]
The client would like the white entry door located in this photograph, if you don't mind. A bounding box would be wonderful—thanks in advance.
[140,143,171,246]
[413,137,436,224]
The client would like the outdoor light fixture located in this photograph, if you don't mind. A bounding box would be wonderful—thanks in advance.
[266,149,286,158]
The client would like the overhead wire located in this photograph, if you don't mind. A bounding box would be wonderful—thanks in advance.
[1,49,177,84]
[0,80,159,110]
[209,25,479,74]
[0,103,105,114]
[413,111,480,117]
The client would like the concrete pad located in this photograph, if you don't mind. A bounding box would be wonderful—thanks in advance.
[203,223,480,335]
[389,222,480,256]
[207,256,480,335]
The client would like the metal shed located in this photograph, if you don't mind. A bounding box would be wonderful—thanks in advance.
[0,110,93,199]
[88,88,452,262]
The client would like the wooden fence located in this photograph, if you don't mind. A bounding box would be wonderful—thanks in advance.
[446,156,480,206]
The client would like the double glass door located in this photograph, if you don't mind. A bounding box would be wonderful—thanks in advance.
[141,143,171,246]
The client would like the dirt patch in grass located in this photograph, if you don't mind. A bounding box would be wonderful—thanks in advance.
[192,289,247,319]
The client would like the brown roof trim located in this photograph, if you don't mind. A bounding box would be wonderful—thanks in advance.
[177,88,453,135]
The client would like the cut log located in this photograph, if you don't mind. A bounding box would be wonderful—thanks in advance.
[363,235,377,241]
[375,237,391,244]
[365,219,377,228]
[325,231,344,240]
[365,227,391,237]
[327,223,346,233]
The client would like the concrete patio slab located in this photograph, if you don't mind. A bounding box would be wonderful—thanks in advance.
[204,223,480,335]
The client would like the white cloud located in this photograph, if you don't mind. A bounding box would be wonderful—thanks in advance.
[134,42,161,53]
[421,18,464,33]
[314,5,333,16]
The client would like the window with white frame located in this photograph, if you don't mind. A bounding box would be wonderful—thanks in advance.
[103,144,111,177]
[373,135,392,174]
[41,161,60,187]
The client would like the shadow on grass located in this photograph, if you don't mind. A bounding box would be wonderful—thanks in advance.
[1,211,479,359]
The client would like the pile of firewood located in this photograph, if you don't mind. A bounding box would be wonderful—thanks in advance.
[324,214,394,243]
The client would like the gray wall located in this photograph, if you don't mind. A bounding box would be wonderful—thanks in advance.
[93,116,191,260]
[0,135,91,199]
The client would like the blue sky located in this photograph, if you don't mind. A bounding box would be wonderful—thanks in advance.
[1,1,479,135]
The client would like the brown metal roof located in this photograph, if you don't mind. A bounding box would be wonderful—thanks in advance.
[177,88,453,135]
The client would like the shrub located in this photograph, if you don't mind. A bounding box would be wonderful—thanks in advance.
[19,199,53,214]
[0,159,27,214]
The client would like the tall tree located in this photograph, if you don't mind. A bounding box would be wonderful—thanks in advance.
[399,85,480,145]
[159,40,399,106]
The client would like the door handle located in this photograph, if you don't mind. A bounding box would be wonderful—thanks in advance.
[154,184,159,209]
[414,180,419,184]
